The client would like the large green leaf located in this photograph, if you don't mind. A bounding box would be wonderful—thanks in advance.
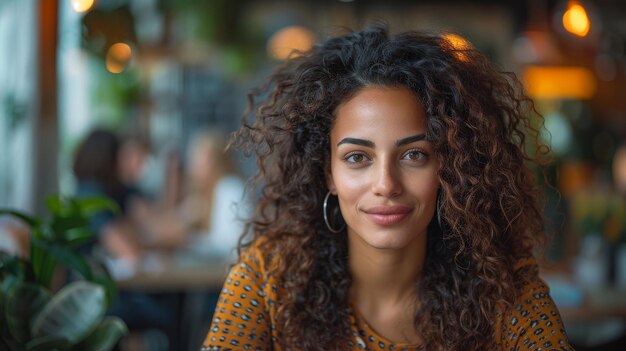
[0,209,39,228]
[5,283,51,343]
[0,256,25,350]
[72,317,127,351]
[90,274,117,310]
[29,241,57,288]
[25,334,71,351]
[87,259,117,309]
[1,283,24,351]
[0,252,24,281]
[31,281,106,345]
[30,225,50,242]
[33,240,93,281]
[73,197,119,216]
[45,195,77,218]
[46,195,116,246]
[62,227,96,248]
[50,215,90,242]
[46,195,89,243]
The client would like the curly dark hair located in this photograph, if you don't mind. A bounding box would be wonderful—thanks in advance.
[232,23,548,351]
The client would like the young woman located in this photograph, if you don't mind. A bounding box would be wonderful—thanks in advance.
[201,24,573,351]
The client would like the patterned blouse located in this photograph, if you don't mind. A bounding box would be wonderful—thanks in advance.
[201,242,573,351]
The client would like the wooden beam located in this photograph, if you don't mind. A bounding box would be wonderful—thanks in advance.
[34,0,59,215]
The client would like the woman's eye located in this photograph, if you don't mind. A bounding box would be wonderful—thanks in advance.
[345,153,368,164]
[402,150,427,162]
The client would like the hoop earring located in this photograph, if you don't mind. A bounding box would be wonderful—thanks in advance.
[323,191,345,233]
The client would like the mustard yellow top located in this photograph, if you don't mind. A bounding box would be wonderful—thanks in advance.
[202,243,573,351]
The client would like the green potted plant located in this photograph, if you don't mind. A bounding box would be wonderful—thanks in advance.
[0,195,128,351]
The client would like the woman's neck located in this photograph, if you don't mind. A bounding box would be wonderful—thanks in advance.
[348,230,427,317]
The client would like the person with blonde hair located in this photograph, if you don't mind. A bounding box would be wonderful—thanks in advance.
[179,131,246,259]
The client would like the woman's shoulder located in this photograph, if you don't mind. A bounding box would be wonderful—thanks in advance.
[512,255,540,280]
[236,236,282,276]
[495,255,573,350]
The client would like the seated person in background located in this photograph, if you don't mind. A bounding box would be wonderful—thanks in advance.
[202,24,573,350]
[73,128,177,347]
[72,128,143,270]
[117,133,187,252]
[177,131,247,261]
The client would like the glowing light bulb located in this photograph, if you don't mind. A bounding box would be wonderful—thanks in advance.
[71,0,94,13]
[105,43,132,74]
[563,1,590,37]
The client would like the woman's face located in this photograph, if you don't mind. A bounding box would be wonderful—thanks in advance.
[327,86,439,251]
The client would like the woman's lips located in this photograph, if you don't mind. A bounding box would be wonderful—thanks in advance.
[362,205,414,225]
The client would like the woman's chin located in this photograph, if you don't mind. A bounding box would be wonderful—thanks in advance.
[349,229,425,252]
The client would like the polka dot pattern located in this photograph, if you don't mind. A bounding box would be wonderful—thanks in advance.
[202,246,573,350]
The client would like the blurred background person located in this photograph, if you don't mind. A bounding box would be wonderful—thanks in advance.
[118,133,187,253]
[72,128,176,351]
[177,130,247,261]
[72,128,143,270]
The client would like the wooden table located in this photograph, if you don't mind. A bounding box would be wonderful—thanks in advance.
[115,256,230,292]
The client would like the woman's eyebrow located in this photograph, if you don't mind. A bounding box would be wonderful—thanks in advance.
[396,133,426,146]
[336,138,375,148]
[337,134,426,148]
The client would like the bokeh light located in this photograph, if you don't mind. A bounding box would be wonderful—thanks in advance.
[105,42,132,74]
[70,0,94,13]
[267,26,316,61]
[523,65,596,99]
[562,1,590,37]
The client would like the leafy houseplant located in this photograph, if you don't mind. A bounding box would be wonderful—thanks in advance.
[0,195,128,351]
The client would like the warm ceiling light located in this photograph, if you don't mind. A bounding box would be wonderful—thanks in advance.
[562,1,590,37]
[267,26,316,61]
[442,33,472,60]
[105,42,132,74]
[522,65,596,99]
[71,0,94,13]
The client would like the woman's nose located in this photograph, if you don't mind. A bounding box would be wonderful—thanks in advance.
[371,160,402,198]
